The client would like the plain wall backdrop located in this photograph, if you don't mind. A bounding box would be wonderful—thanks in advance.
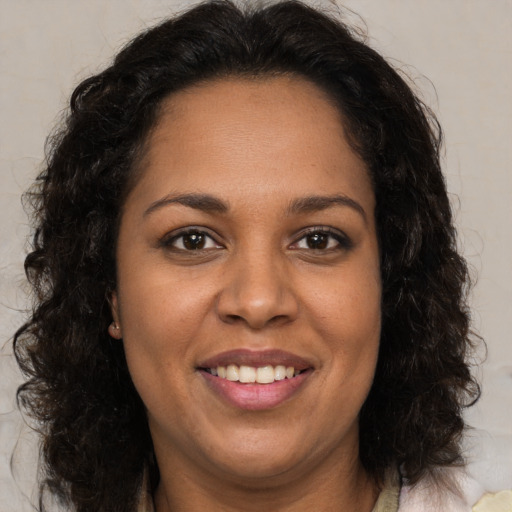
[1,1,511,510]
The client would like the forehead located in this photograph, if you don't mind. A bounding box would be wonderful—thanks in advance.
[129,75,374,213]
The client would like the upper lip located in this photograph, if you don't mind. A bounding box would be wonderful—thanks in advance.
[197,349,313,371]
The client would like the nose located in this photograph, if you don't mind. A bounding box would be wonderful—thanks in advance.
[216,250,299,330]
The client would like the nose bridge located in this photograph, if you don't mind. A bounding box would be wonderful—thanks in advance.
[216,242,298,329]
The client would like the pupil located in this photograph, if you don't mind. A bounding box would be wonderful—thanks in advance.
[183,233,205,250]
[307,233,328,249]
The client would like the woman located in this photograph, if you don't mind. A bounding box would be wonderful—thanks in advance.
[14,1,485,510]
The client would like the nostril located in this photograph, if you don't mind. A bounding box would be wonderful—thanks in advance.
[223,313,244,324]
[221,312,294,331]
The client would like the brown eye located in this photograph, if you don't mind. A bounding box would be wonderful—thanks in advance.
[182,232,206,250]
[293,229,349,251]
[305,232,329,249]
[164,230,222,251]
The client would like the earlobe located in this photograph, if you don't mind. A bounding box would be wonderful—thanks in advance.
[108,321,122,339]
[108,291,122,339]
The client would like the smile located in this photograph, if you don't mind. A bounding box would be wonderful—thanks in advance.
[197,349,314,410]
[203,364,304,384]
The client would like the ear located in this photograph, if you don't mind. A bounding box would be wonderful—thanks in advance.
[107,291,123,339]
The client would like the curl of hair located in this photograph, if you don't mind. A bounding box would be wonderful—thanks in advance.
[14,1,480,510]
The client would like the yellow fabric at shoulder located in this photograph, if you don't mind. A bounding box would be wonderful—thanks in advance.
[372,485,400,512]
[372,470,400,512]
[473,490,512,512]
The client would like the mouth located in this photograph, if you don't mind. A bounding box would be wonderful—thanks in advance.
[196,349,314,410]
[200,364,308,384]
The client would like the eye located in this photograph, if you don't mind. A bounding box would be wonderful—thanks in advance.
[291,228,351,251]
[162,229,222,251]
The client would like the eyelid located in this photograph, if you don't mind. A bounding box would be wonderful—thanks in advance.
[290,226,352,250]
[159,226,224,250]
[158,225,351,252]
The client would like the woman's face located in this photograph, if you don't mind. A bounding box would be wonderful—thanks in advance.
[112,76,381,484]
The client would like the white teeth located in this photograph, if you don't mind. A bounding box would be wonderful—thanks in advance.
[239,365,256,383]
[226,364,239,381]
[209,364,303,384]
[274,365,286,381]
[256,366,275,384]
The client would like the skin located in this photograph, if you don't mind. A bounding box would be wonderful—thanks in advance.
[111,75,382,511]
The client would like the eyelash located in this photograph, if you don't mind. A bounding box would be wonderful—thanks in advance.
[290,227,352,252]
[160,228,221,252]
[159,226,352,253]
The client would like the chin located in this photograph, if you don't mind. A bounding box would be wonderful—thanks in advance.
[199,428,320,484]
[213,453,305,484]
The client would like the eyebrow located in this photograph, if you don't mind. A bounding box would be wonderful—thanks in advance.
[287,195,367,222]
[143,192,367,222]
[143,193,229,217]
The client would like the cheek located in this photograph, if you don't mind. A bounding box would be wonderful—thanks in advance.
[305,260,381,375]
[119,263,214,344]
[117,269,215,405]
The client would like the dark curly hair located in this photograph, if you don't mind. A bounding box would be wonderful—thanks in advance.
[14,1,480,510]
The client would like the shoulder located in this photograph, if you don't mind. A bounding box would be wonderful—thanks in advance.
[472,491,512,512]
[398,468,512,512]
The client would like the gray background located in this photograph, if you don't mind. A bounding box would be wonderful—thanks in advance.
[1,1,511,510]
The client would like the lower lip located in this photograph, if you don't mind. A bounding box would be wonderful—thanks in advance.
[199,370,312,411]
